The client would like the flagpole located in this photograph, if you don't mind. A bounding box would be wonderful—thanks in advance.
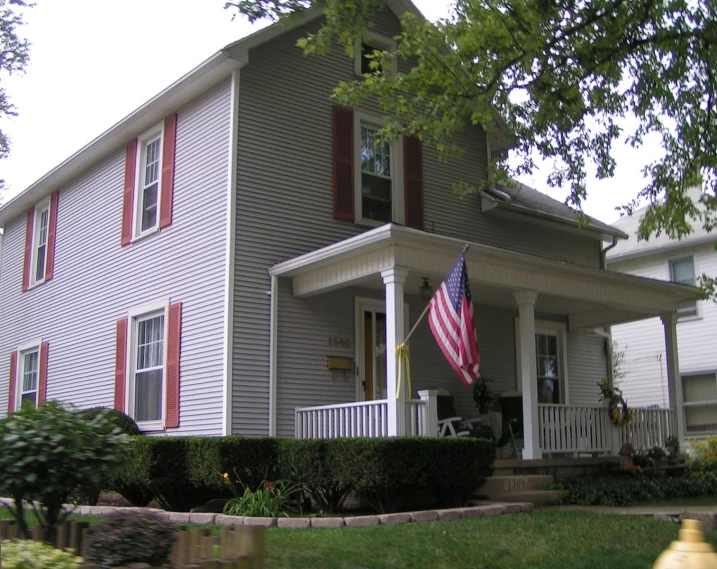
[400,243,471,347]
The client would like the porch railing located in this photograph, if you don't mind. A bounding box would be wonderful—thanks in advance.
[295,400,389,439]
[295,398,429,439]
[538,404,675,455]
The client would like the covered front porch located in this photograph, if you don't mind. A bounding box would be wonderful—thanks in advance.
[269,224,695,459]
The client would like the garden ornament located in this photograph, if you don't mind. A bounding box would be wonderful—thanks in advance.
[653,519,717,569]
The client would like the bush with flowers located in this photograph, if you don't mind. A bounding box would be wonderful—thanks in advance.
[221,470,298,517]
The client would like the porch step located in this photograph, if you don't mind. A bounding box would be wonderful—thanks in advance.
[478,475,554,496]
[472,490,567,508]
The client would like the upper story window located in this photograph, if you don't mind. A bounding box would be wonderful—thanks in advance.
[22,192,59,292]
[354,33,397,77]
[121,114,177,246]
[332,106,423,230]
[360,125,393,223]
[138,134,162,234]
[353,113,404,226]
[669,256,698,319]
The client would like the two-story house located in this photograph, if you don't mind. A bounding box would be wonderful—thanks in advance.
[0,0,696,459]
[608,186,717,438]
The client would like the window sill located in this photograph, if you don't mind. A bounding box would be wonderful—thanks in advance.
[136,420,164,432]
[678,315,702,324]
[25,279,47,292]
[355,218,391,228]
[130,227,160,245]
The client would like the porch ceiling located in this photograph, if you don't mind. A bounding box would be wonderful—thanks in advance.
[269,224,698,330]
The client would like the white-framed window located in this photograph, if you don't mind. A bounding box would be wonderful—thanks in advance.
[515,319,569,404]
[127,301,168,428]
[31,198,51,286]
[353,32,397,77]
[669,256,699,319]
[15,343,41,409]
[682,372,717,434]
[133,125,164,239]
[354,112,404,226]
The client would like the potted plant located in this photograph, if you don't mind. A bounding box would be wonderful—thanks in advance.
[647,445,666,466]
[472,377,493,414]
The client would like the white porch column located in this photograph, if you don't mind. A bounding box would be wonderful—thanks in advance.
[381,266,409,437]
[514,291,542,459]
[418,389,439,437]
[661,312,685,447]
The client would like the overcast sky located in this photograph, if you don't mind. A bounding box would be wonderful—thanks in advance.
[0,0,660,224]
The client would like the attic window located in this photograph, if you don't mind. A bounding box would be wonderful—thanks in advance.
[354,34,396,77]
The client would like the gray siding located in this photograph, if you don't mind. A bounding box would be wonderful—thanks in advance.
[233,7,604,434]
[567,330,609,406]
[0,80,232,435]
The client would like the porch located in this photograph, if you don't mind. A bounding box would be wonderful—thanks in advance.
[269,224,696,458]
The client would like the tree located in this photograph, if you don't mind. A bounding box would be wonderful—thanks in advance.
[227,0,717,292]
[0,0,32,202]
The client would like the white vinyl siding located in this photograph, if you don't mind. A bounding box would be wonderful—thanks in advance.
[0,79,232,433]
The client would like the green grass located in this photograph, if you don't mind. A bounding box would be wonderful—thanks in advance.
[264,510,715,569]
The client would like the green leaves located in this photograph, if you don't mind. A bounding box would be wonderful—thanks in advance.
[229,0,717,297]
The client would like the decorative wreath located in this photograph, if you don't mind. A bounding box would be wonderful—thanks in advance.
[608,394,634,426]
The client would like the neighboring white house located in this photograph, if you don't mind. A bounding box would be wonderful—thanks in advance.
[608,186,717,437]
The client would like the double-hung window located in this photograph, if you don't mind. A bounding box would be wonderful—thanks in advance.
[136,131,163,236]
[515,319,568,404]
[132,311,166,424]
[669,256,698,319]
[354,113,404,225]
[33,204,50,284]
[682,373,717,434]
[20,348,39,408]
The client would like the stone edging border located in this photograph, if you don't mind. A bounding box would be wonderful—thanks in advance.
[66,502,534,528]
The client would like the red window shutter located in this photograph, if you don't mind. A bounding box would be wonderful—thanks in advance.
[332,106,354,221]
[8,352,17,413]
[38,342,49,406]
[122,141,137,246]
[115,318,128,412]
[165,302,182,429]
[22,208,34,292]
[403,136,424,230]
[45,192,59,282]
[159,114,177,229]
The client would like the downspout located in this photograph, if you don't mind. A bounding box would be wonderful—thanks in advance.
[600,236,618,270]
[268,275,278,437]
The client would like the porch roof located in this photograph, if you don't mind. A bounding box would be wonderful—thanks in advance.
[269,224,698,330]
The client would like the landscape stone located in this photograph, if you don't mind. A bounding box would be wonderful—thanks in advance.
[459,506,486,518]
[310,517,345,528]
[277,518,311,528]
[189,513,216,524]
[168,512,191,523]
[436,509,462,521]
[214,514,244,526]
[410,510,438,522]
[378,513,412,525]
[344,515,379,527]
[243,517,277,527]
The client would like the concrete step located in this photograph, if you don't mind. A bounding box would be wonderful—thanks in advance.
[477,475,554,497]
[471,490,567,508]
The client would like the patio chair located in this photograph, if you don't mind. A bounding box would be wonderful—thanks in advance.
[436,390,482,437]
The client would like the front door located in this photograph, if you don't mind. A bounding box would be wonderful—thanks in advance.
[360,307,387,401]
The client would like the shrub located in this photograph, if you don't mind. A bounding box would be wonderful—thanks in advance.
[0,402,128,540]
[0,539,82,569]
[690,436,717,474]
[86,510,179,569]
[551,472,717,506]
[78,407,140,436]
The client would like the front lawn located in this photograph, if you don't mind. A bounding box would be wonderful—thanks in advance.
[265,510,713,569]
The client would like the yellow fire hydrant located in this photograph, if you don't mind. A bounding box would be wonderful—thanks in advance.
[654,519,717,569]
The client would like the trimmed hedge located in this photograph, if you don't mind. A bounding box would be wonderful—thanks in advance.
[551,472,717,507]
[112,436,495,513]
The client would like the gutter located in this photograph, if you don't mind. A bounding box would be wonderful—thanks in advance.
[600,236,619,270]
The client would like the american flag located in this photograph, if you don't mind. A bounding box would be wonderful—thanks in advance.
[428,253,481,385]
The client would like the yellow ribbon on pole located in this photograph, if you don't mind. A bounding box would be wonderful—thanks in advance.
[395,344,411,399]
